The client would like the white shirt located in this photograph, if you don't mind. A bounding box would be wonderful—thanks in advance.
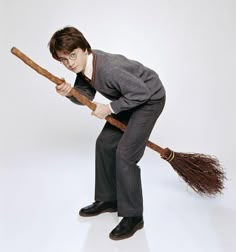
[84,53,93,80]
[84,52,114,113]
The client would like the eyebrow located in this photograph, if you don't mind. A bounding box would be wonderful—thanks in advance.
[58,56,68,60]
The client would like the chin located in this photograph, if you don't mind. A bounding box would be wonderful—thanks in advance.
[71,68,80,73]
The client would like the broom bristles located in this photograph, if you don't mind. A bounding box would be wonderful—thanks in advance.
[161,148,226,196]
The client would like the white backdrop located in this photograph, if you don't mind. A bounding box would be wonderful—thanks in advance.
[1,0,236,252]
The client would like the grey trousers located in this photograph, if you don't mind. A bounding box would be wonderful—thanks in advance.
[95,96,166,217]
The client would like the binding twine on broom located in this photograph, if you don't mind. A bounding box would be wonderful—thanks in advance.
[11,47,226,197]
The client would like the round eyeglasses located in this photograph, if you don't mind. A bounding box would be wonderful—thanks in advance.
[59,50,79,65]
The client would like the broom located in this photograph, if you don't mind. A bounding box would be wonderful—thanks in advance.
[11,47,226,196]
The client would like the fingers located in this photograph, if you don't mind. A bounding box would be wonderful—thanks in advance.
[91,103,112,119]
[56,81,72,96]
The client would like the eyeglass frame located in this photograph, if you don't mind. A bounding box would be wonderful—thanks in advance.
[59,49,79,65]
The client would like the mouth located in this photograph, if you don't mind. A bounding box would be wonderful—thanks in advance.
[70,66,77,71]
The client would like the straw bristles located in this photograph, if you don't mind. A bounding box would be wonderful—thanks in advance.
[161,148,226,196]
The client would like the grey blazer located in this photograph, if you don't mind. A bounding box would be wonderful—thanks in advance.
[68,49,165,114]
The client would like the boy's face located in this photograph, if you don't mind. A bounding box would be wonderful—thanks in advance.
[56,48,88,73]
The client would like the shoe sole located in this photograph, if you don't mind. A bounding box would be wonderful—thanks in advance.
[79,208,117,217]
[109,221,144,241]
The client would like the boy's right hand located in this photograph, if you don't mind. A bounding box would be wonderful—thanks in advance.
[56,80,72,97]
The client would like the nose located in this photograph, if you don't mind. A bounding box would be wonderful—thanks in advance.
[67,58,75,68]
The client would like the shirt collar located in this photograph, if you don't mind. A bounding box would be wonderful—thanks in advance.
[83,53,93,80]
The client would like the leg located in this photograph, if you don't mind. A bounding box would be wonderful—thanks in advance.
[79,110,132,217]
[95,122,122,201]
[95,110,132,201]
[109,97,165,240]
[116,97,166,217]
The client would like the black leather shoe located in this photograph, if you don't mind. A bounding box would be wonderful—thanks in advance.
[109,216,144,240]
[79,201,117,217]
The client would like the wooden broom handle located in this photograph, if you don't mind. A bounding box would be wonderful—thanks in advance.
[11,47,166,156]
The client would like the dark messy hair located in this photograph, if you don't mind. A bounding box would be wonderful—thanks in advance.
[48,26,92,60]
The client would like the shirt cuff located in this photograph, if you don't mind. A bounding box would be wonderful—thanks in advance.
[108,103,115,113]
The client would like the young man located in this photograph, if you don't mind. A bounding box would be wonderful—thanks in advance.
[49,26,166,240]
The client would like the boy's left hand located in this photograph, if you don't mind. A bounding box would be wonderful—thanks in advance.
[91,102,112,119]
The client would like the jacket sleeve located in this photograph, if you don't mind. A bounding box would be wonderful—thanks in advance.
[67,74,96,105]
[109,68,151,113]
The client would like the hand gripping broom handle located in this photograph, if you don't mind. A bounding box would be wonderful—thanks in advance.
[11,47,167,156]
